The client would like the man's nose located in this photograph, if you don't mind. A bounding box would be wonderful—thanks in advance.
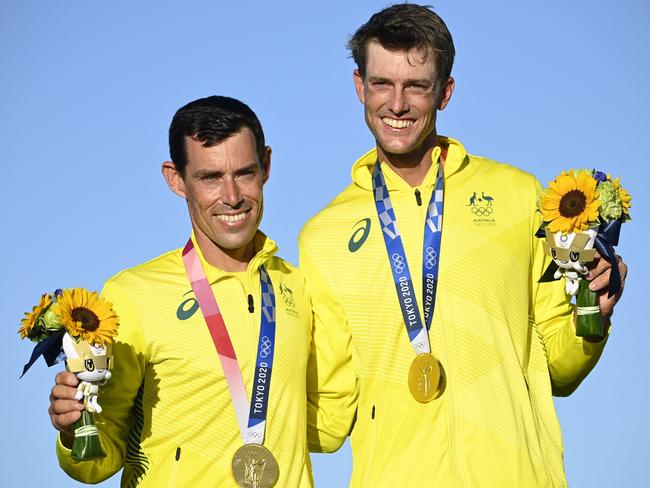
[222,177,244,207]
[389,88,409,116]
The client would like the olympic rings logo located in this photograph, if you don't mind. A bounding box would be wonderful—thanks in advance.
[391,253,405,273]
[425,247,437,269]
[260,336,273,358]
[249,431,263,440]
[471,206,494,216]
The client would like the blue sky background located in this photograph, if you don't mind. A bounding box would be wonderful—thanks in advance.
[2,1,648,486]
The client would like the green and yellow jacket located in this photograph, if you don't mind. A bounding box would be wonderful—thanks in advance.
[58,232,314,487]
[300,137,608,487]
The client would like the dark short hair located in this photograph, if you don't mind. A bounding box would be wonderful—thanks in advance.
[348,3,455,85]
[168,96,266,176]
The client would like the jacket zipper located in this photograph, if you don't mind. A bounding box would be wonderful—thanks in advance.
[248,294,254,313]
[414,188,422,206]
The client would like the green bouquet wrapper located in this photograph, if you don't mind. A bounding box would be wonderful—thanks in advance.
[575,279,604,339]
[71,410,106,460]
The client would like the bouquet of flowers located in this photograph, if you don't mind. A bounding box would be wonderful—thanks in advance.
[537,169,631,338]
[19,288,119,460]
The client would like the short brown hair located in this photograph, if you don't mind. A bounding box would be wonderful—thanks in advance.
[348,3,455,85]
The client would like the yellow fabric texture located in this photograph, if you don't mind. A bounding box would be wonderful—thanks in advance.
[57,232,314,487]
[300,137,608,488]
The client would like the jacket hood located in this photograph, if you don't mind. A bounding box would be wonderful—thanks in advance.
[350,136,468,191]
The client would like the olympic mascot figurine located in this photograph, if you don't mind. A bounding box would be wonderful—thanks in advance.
[61,332,114,459]
[542,228,597,296]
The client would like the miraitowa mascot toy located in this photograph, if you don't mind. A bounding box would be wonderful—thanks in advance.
[541,228,597,296]
[62,333,113,413]
[61,333,114,459]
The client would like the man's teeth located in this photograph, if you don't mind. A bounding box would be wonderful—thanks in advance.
[217,212,247,223]
[382,118,414,129]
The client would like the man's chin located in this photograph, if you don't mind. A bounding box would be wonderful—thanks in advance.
[377,140,421,157]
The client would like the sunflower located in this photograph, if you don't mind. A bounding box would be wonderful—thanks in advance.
[18,293,53,340]
[611,176,632,217]
[53,288,119,345]
[540,170,600,234]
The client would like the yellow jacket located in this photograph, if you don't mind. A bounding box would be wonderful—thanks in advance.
[57,232,314,487]
[300,137,608,487]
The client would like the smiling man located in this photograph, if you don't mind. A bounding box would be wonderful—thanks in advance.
[49,96,314,487]
[300,4,628,487]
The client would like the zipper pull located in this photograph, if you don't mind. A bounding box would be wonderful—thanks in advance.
[248,294,254,313]
[415,189,422,206]
[175,447,181,461]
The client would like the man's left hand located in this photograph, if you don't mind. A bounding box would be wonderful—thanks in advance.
[587,252,628,319]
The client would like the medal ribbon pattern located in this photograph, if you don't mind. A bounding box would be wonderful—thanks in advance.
[182,239,276,445]
[372,154,445,355]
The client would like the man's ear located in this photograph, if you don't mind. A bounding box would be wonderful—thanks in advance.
[162,161,186,198]
[438,76,455,111]
[353,69,366,104]
[261,146,272,184]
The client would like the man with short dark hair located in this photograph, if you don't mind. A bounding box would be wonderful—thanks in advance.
[301,4,627,487]
[49,96,315,487]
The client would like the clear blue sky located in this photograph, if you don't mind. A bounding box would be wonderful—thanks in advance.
[2,1,648,486]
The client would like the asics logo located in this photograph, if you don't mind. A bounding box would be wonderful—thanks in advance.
[260,336,273,358]
[391,253,405,273]
[425,246,437,269]
[177,295,199,320]
[348,218,371,253]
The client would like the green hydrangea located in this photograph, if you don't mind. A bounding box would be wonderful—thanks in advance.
[42,307,63,331]
[598,180,623,220]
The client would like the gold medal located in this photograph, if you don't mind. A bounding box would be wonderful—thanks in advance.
[408,353,445,402]
[232,444,279,488]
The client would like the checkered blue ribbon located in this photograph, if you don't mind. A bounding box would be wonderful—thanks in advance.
[423,166,444,326]
[372,161,445,354]
[246,265,276,443]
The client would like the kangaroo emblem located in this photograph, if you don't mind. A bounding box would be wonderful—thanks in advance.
[481,192,494,206]
[467,192,477,206]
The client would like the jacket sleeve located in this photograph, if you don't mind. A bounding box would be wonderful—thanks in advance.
[300,241,359,453]
[56,278,147,482]
[529,180,609,397]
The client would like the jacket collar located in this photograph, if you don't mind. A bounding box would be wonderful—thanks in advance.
[351,136,468,191]
[188,230,278,283]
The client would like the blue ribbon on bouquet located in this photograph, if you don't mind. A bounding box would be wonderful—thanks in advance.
[594,219,622,298]
[20,329,65,378]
